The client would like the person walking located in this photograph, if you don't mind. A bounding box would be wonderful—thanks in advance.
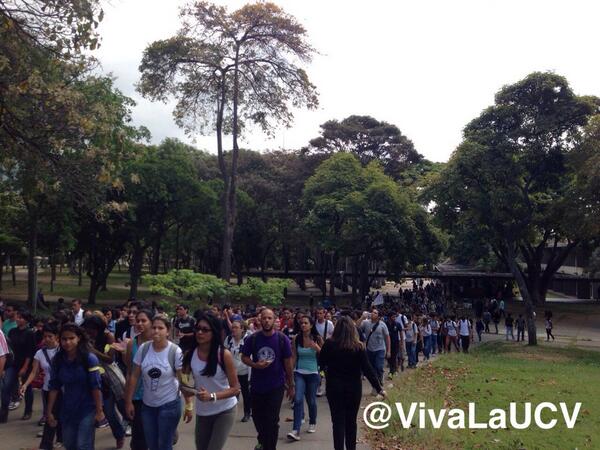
[318,316,384,450]
[384,312,400,379]
[359,309,390,385]
[458,316,473,353]
[505,313,515,341]
[287,315,322,441]
[224,320,251,422]
[545,317,555,341]
[19,322,61,449]
[3,309,36,421]
[125,316,191,450]
[183,312,239,450]
[516,314,526,342]
[419,317,432,361]
[241,308,294,450]
[444,316,459,352]
[46,323,105,450]
[404,315,418,368]
[122,308,154,450]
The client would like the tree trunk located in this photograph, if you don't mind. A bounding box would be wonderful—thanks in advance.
[329,252,338,299]
[175,224,181,270]
[129,244,145,299]
[359,254,370,302]
[505,244,537,345]
[78,257,83,287]
[88,277,100,305]
[11,262,16,287]
[351,256,358,306]
[50,254,57,293]
[151,232,163,275]
[27,219,38,307]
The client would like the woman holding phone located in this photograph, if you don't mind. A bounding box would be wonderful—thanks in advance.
[182,312,240,450]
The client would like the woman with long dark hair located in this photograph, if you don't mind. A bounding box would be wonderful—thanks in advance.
[123,308,154,450]
[318,316,384,450]
[182,312,240,450]
[287,314,322,441]
[125,316,191,450]
[46,323,105,450]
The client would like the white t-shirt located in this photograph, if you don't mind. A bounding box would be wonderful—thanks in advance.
[459,319,471,336]
[0,330,8,358]
[190,350,237,416]
[445,320,458,337]
[315,320,333,340]
[133,342,183,407]
[73,309,85,326]
[34,347,58,391]
[224,334,250,376]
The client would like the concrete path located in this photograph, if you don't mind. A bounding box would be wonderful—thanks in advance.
[1,384,372,450]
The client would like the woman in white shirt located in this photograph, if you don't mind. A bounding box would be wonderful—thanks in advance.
[224,320,251,422]
[124,316,192,450]
[182,312,239,450]
[20,322,60,449]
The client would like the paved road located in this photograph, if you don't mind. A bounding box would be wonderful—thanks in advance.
[1,384,372,450]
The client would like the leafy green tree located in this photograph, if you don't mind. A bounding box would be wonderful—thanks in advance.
[427,72,598,345]
[138,1,318,280]
[303,153,442,302]
[305,115,423,179]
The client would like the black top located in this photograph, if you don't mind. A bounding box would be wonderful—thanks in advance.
[8,326,35,370]
[318,340,382,393]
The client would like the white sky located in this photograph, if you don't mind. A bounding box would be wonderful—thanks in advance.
[95,0,600,162]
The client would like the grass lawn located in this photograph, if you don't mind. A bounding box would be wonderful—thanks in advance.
[0,270,154,304]
[369,342,600,450]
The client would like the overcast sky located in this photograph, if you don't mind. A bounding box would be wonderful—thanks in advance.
[95,0,600,162]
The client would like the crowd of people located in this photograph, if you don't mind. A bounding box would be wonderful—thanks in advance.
[0,280,540,450]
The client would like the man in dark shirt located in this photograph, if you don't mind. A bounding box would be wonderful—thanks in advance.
[2,309,35,420]
[173,304,196,353]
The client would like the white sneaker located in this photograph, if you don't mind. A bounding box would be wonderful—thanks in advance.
[316,387,324,397]
[307,424,316,433]
[8,401,20,411]
[125,425,132,437]
[37,430,44,437]
[287,430,301,441]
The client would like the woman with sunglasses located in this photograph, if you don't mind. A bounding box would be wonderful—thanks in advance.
[182,312,240,450]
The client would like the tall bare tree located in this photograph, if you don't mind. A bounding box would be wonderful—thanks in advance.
[138,1,318,279]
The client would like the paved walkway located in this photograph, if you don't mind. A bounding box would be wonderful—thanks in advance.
[1,384,372,450]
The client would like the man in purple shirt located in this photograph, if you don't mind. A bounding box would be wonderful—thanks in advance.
[242,309,293,450]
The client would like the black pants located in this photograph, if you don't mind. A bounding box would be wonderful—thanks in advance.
[326,380,362,450]
[251,386,285,450]
[40,391,62,450]
[388,343,399,374]
[238,374,251,416]
[130,399,147,450]
[460,335,470,353]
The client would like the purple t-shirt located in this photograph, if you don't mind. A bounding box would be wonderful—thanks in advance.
[241,331,292,394]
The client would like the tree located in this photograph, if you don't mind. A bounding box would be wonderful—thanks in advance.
[303,153,442,302]
[304,115,423,179]
[138,1,318,280]
[426,72,599,345]
[122,139,218,297]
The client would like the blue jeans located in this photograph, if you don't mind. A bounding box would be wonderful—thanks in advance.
[0,366,32,414]
[367,350,385,384]
[61,409,96,450]
[423,336,431,360]
[141,398,182,450]
[293,372,320,431]
[104,391,125,440]
[431,333,438,354]
[406,342,417,367]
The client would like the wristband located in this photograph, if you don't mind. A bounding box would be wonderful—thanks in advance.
[185,403,193,412]
[210,392,217,402]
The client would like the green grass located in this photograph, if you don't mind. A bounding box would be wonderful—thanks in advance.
[370,342,600,450]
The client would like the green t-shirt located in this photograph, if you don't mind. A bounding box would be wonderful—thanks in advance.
[2,319,16,335]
